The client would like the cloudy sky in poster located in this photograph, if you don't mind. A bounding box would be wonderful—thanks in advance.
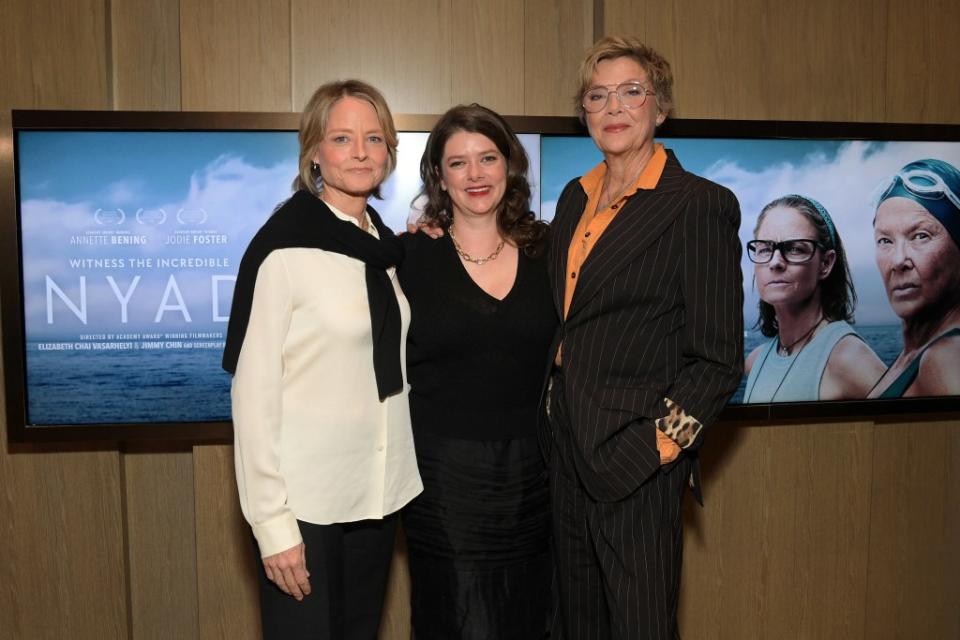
[15,128,960,422]
[18,130,539,339]
[541,136,960,326]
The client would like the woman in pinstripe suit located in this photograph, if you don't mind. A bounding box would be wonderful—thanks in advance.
[544,36,744,639]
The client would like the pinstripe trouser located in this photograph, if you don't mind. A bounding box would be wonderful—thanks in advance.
[548,373,686,640]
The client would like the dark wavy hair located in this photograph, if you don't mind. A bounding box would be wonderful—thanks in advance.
[754,195,857,337]
[416,104,547,254]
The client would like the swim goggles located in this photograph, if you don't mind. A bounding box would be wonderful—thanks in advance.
[880,167,960,212]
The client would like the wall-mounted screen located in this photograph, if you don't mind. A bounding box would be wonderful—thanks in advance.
[4,111,959,441]
[11,126,538,434]
[539,135,960,410]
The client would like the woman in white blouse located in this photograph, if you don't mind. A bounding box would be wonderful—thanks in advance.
[222,79,422,639]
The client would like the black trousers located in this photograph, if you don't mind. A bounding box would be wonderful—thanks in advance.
[548,374,687,640]
[255,514,398,640]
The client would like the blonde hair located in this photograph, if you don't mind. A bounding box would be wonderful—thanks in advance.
[575,36,674,120]
[293,79,398,199]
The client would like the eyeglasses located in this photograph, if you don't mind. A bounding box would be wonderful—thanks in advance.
[881,168,960,211]
[581,82,656,113]
[746,239,824,264]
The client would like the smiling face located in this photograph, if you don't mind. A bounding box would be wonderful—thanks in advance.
[874,197,960,321]
[439,131,507,221]
[754,206,835,309]
[312,96,389,208]
[584,56,664,160]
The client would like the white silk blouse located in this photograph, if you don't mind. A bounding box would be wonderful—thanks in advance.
[231,203,421,558]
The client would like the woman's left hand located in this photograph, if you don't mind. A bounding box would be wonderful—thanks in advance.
[262,542,312,600]
[406,219,445,238]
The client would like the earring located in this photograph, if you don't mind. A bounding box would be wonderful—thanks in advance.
[310,161,320,173]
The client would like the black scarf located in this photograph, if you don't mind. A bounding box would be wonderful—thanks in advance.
[222,190,405,400]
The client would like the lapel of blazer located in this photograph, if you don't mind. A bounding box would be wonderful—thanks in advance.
[551,181,587,317]
[566,150,689,321]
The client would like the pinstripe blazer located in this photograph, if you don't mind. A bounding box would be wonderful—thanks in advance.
[545,149,744,503]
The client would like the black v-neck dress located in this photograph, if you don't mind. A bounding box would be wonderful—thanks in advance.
[398,232,557,639]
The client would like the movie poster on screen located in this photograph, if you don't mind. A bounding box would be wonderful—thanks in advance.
[18,123,958,428]
[16,132,303,424]
[541,136,960,404]
[16,130,541,426]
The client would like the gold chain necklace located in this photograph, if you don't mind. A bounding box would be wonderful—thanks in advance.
[449,227,505,265]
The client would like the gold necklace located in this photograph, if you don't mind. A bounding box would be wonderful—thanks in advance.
[449,227,505,265]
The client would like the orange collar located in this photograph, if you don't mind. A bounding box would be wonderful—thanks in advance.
[578,143,667,199]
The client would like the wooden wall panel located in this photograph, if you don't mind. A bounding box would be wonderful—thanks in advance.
[601,0,889,121]
[193,445,261,640]
[291,0,452,114]
[523,0,595,115]
[111,0,181,110]
[864,421,960,639]
[449,0,525,114]
[0,0,109,110]
[180,0,291,111]
[0,2,127,638]
[0,446,128,639]
[758,421,873,638]
[767,0,887,122]
[885,0,960,124]
[600,0,769,119]
[690,425,778,637]
[947,424,960,638]
[681,422,874,639]
[671,0,769,120]
[601,0,678,57]
[123,449,199,640]
[676,421,751,639]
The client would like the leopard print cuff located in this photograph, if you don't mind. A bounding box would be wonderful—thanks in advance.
[655,397,702,449]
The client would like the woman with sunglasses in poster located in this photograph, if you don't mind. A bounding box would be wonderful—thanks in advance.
[868,159,960,398]
[743,195,885,403]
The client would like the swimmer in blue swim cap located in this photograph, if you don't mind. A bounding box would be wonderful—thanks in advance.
[869,158,960,398]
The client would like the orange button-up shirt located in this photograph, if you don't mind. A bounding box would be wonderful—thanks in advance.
[562,143,668,318]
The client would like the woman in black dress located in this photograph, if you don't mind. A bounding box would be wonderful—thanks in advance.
[399,104,557,639]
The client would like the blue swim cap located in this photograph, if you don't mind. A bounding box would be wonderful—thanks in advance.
[878,158,960,248]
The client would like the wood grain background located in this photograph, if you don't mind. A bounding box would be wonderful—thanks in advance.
[1,1,958,638]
